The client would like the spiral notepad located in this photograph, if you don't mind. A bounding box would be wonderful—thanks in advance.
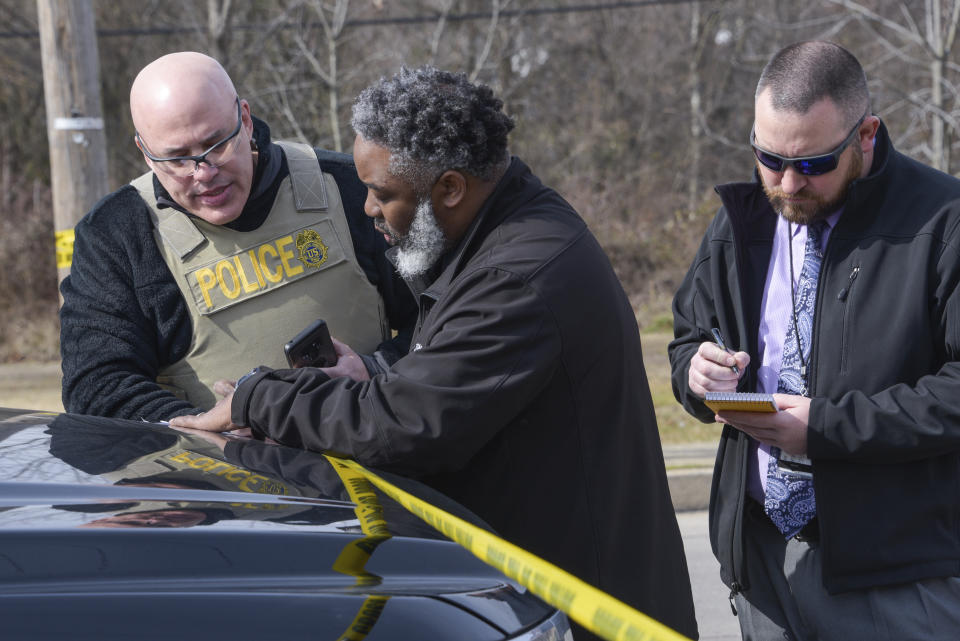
[704,392,779,413]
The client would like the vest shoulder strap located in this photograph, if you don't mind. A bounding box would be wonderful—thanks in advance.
[130,172,207,259]
[275,141,329,212]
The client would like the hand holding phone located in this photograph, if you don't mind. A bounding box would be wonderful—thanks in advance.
[284,319,338,368]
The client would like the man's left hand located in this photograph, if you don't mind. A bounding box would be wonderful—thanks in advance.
[715,393,811,455]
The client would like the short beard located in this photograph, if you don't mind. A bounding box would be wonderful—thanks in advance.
[394,197,448,279]
[762,149,863,225]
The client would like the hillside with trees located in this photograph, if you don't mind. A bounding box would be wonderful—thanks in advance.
[2,0,959,361]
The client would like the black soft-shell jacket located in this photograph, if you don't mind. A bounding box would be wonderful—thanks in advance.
[233,158,699,640]
[670,122,960,596]
[59,118,415,421]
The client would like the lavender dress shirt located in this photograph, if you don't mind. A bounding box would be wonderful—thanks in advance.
[746,210,841,503]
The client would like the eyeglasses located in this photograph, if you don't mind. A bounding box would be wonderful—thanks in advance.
[136,97,244,178]
[750,113,867,176]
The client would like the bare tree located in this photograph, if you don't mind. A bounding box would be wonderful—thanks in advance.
[827,0,960,171]
[293,0,350,151]
[206,0,233,64]
[9,0,960,359]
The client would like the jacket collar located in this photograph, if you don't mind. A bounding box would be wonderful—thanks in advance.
[834,119,895,235]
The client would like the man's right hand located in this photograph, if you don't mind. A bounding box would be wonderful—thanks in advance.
[318,337,370,382]
[687,341,749,397]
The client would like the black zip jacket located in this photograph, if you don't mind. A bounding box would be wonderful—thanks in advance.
[59,117,416,421]
[670,122,960,595]
[231,158,699,640]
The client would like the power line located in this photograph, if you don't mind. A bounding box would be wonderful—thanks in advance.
[0,0,720,40]
[346,0,717,27]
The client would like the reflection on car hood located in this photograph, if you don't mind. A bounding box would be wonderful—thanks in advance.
[0,408,557,640]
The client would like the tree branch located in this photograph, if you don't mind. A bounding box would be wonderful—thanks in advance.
[824,0,924,48]
[469,0,501,82]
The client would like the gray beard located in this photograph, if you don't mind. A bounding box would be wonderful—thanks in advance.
[395,198,447,279]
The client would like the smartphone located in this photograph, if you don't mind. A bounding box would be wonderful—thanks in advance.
[284,319,337,368]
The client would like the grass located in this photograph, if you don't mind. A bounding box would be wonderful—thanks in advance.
[639,331,722,445]
[0,303,60,363]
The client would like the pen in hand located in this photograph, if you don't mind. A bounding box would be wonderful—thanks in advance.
[710,328,741,376]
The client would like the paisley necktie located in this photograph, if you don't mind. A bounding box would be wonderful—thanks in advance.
[765,221,826,538]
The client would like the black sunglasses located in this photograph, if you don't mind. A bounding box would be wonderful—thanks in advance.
[750,113,867,176]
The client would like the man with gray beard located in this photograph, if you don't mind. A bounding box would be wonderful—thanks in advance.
[174,65,699,640]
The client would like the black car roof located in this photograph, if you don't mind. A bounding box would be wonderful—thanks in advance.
[0,409,559,639]
[0,409,488,538]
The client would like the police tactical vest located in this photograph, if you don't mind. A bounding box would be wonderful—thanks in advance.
[131,141,387,410]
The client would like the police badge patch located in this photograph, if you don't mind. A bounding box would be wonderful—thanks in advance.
[295,229,329,269]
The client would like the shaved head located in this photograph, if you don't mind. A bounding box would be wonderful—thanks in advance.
[130,52,236,131]
[130,51,255,225]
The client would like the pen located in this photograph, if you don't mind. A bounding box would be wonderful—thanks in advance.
[710,327,741,376]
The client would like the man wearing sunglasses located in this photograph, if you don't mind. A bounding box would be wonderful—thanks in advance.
[671,41,960,638]
[59,52,416,421]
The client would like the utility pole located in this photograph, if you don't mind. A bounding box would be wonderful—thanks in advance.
[37,0,109,298]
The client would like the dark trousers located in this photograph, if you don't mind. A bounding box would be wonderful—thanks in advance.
[735,500,960,641]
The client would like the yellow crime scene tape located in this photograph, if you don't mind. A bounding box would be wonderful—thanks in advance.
[327,456,392,581]
[325,455,693,641]
[55,228,75,269]
[326,455,393,641]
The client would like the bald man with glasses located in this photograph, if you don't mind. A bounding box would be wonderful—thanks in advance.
[60,52,416,421]
[671,41,960,639]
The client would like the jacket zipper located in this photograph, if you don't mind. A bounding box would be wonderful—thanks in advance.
[837,265,860,301]
[727,432,751,617]
[836,265,860,375]
[728,583,741,615]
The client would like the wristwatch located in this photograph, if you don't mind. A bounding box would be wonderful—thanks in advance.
[236,366,262,389]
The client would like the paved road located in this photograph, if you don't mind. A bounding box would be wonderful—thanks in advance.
[677,510,741,640]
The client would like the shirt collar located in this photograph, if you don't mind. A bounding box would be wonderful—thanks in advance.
[787,208,843,239]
